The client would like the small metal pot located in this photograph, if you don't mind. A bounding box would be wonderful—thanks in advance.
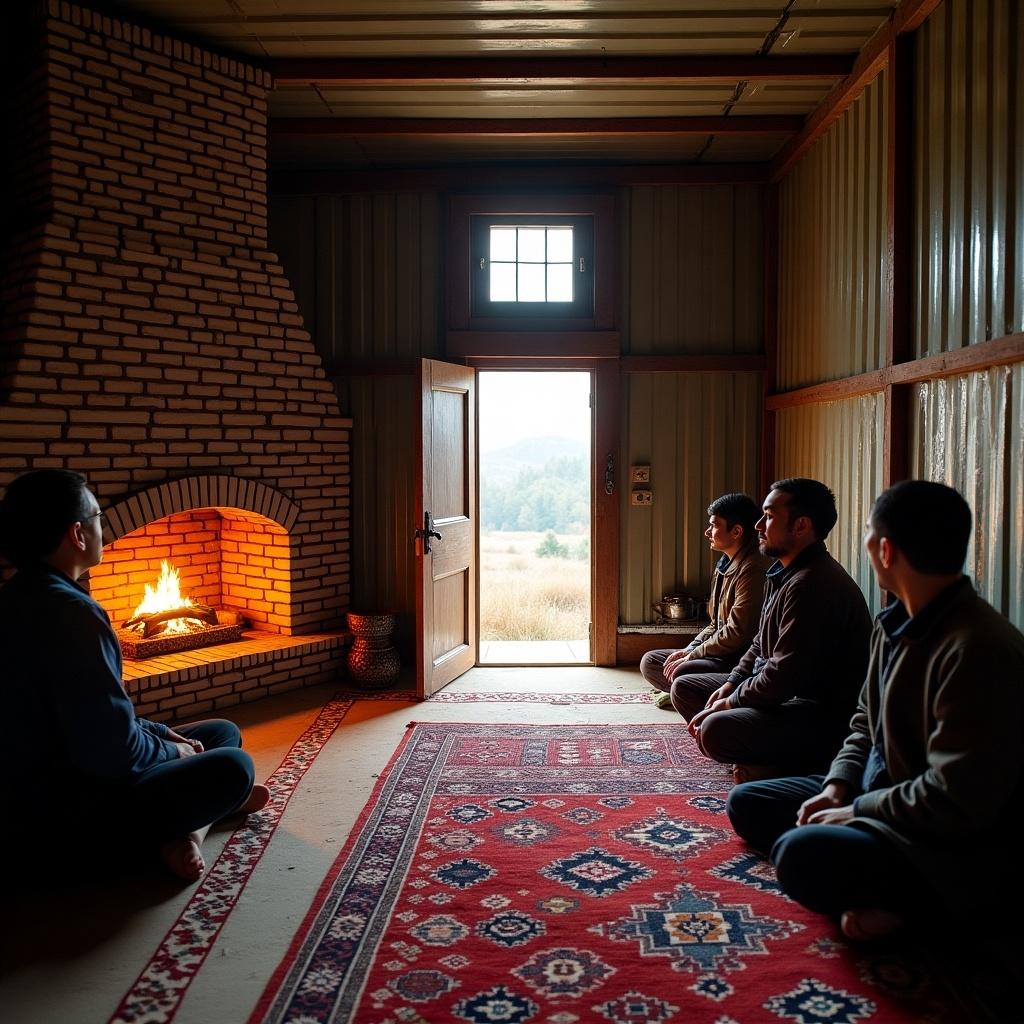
[653,595,699,620]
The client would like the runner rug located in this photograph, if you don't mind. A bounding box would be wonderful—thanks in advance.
[250,723,955,1024]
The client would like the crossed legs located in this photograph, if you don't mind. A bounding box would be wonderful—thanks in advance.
[670,672,847,775]
[130,719,269,881]
[727,776,929,936]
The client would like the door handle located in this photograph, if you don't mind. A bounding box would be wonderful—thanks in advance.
[415,511,443,554]
[604,453,615,495]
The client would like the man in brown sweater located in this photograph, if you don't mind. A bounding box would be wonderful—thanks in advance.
[640,492,769,708]
[680,478,872,780]
[726,481,1024,941]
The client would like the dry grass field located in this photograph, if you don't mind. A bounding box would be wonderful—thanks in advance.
[479,530,590,641]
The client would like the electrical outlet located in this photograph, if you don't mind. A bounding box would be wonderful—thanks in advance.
[630,489,653,506]
[630,465,651,484]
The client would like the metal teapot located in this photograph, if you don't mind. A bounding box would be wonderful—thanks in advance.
[653,594,701,620]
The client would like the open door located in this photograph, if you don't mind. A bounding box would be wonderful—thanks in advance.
[415,358,476,697]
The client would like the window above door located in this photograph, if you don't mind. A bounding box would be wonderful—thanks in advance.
[471,215,594,320]
[447,193,617,346]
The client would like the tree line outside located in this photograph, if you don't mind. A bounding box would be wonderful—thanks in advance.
[480,455,588,536]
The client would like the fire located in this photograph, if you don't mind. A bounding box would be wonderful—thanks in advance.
[131,560,196,634]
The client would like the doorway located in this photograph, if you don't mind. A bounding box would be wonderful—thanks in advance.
[477,371,592,665]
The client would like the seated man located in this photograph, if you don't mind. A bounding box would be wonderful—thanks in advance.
[0,469,271,883]
[640,493,768,709]
[726,481,1024,940]
[680,478,872,779]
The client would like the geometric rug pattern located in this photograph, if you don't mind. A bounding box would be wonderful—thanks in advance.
[249,723,956,1023]
[110,697,358,1024]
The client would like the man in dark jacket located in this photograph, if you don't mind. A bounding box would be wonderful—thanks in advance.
[0,469,270,882]
[680,478,872,780]
[726,481,1024,940]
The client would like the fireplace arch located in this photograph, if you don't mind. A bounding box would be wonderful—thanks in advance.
[89,476,301,637]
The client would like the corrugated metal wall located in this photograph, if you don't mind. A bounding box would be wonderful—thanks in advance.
[620,372,762,623]
[777,73,889,389]
[269,192,441,367]
[910,365,1023,628]
[914,0,1024,356]
[774,396,884,613]
[623,185,763,354]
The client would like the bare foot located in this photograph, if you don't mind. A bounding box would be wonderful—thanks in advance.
[731,763,780,784]
[840,908,904,942]
[239,783,271,814]
[160,834,206,882]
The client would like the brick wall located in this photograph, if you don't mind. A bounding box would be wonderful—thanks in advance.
[0,2,353,704]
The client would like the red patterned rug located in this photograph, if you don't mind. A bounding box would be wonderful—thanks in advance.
[250,723,958,1024]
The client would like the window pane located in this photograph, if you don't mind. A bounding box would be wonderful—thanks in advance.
[518,228,546,263]
[490,262,517,301]
[518,263,546,301]
[547,264,573,302]
[547,227,573,263]
[490,227,517,262]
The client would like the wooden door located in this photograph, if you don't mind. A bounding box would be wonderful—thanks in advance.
[415,359,476,697]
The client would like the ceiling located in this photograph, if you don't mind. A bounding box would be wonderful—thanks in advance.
[106,1,902,171]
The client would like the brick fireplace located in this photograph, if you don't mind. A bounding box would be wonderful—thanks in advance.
[0,2,352,718]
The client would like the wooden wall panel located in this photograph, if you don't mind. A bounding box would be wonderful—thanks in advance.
[344,373,419,657]
[269,192,441,366]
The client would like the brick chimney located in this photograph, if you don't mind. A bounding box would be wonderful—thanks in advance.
[0,2,353,717]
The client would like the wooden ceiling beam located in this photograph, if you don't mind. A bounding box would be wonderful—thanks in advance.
[770,0,944,181]
[271,115,802,137]
[270,163,769,194]
[269,55,854,87]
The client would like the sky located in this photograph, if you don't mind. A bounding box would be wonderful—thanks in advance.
[478,371,591,453]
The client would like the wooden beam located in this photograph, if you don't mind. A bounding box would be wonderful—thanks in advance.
[272,116,803,137]
[888,332,1024,385]
[271,163,769,194]
[766,368,888,410]
[761,184,779,498]
[616,631,697,666]
[770,0,943,182]
[269,55,855,86]
[446,331,621,359]
[765,333,1024,410]
[323,359,420,377]
[620,355,766,373]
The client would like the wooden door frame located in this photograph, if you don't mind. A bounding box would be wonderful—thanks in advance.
[467,356,620,666]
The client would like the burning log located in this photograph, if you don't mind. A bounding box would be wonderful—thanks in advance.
[122,603,218,637]
[115,560,246,659]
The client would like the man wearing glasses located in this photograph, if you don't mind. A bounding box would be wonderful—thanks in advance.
[0,469,269,883]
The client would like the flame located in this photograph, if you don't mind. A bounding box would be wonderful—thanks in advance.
[132,560,196,634]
